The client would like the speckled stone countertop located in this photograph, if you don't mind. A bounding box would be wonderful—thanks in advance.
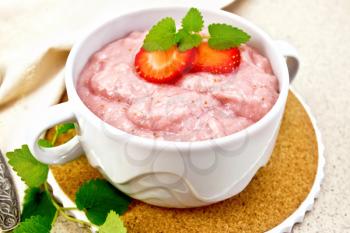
[225,0,350,232]
[52,0,350,232]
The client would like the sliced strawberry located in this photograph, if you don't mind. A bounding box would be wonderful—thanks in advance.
[192,42,241,74]
[134,46,196,84]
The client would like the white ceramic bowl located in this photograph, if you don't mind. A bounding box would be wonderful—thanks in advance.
[27,7,299,208]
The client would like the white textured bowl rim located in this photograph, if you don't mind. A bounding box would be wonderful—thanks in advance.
[65,6,289,150]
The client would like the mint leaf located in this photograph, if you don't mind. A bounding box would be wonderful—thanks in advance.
[75,179,131,225]
[56,123,75,136]
[14,216,51,233]
[99,211,127,233]
[208,23,250,50]
[143,17,177,51]
[181,7,204,33]
[38,139,52,148]
[175,28,188,43]
[21,187,57,225]
[178,33,202,52]
[6,145,49,187]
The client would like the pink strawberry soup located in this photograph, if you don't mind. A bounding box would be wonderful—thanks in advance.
[77,31,279,141]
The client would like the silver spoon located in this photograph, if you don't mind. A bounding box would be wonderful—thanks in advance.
[0,150,20,231]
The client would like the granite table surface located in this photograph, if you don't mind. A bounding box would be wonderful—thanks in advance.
[51,0,350,232]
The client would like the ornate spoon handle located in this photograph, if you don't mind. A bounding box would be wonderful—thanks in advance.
[0,150,20,231]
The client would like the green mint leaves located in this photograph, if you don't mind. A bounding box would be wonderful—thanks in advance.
[208,23,251,50]
[6,120,130,232]
[7,147,132,233]
[38,123,75,148]
[6,145,49,187]
[176,8,204,51]
[7,144,131,232]
[143,8,203,52]
[37,139,52,148]
[142,7,250,52]
[143,17,177,51]
[6,146,55,232]
[6,126,130,232]
[99,211,127,233]
[175,29,202,52]
[75,179,131,225]
[21,187,56,224]
[13,216,52,233]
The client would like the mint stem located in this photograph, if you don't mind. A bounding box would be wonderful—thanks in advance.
[51,209,59,227]
[51,126,59,146]
[62,207,79,211]
[44,182,97,228]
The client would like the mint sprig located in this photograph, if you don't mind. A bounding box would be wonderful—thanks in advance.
[142,7,250,52]
[7,145,131,231]
[7,122,131,232]
[208,23,251,50]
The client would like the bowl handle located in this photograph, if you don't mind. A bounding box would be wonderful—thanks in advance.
[274,40,300,83]
[26,102,83,164]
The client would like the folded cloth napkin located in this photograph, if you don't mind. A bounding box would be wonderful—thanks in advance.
[0,0,234,153]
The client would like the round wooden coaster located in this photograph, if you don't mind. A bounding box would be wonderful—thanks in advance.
[50,91,319,233]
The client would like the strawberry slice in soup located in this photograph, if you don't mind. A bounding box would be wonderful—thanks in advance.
[134,46,196,84]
